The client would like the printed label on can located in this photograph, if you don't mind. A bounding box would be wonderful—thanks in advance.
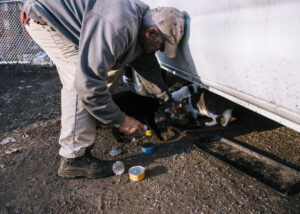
[129,166,145,181]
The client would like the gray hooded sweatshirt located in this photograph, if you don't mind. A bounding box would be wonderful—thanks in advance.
[23,0,169,127]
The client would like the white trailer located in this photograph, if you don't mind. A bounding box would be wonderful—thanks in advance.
[143,0,300,132]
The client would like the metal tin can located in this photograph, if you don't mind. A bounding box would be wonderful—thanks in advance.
[142,142,154,154]
[129,166,145,181]
[143,125,153,137]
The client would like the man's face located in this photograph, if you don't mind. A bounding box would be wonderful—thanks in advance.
[143,28,165,54]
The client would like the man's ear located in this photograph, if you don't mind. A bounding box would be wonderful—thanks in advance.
[145,27,159,39]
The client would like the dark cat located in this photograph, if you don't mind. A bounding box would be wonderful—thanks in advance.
[112,91,161,141]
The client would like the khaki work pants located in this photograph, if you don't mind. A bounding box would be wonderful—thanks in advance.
[25,20,123,158]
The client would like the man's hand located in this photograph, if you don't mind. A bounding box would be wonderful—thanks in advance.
[119,115,144,136]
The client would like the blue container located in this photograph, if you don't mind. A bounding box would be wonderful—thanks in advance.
[142,142,154,154]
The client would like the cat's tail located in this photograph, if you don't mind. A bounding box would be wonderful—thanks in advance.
[222,109,233,127]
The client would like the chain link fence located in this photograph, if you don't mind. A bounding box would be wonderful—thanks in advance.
[0,0,51,65]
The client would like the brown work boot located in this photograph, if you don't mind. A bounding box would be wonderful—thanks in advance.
[57,154,114,179]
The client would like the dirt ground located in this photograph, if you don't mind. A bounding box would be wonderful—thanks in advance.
[0,65,299,214]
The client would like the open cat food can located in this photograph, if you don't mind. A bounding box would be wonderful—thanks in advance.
[129,166,145,181]
[142,142,154,154]
[143,125,153,137]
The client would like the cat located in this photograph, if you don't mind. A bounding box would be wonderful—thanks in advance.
[112,90,184,142]
[171,85,235,127]
[111,91,162,142]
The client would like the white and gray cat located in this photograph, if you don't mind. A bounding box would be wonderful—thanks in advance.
[171,85,235,127]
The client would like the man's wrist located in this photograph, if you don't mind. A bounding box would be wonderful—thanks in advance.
[113,112,126,128]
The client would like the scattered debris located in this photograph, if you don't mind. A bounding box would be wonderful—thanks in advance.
[5,148,21,155]
[22,134,29,138]
[1,137,16,145]
[0,164,5,169]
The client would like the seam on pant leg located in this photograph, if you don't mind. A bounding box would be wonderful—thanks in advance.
[46,25,79,157]
[73,93,79,156]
